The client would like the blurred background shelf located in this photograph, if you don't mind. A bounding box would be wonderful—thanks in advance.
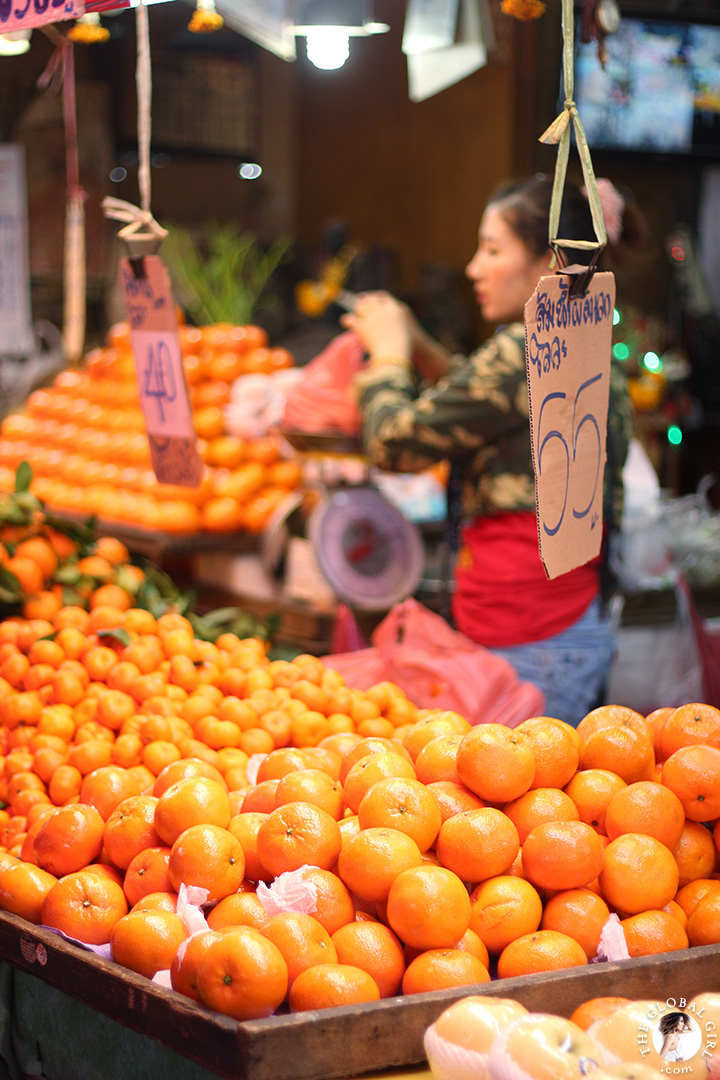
[46,511,260,562]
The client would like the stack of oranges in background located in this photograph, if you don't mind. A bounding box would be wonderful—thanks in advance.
[0,321,302,535]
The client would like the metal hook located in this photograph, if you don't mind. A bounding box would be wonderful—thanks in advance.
[553,245,605,299]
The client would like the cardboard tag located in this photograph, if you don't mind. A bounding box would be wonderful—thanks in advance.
[1,0,129,34]
[119,255,203,488]
[524,270,616,579]
[2,0,77,34]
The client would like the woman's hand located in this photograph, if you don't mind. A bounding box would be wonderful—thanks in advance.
[342,291,452,382]
[341,292,413,363]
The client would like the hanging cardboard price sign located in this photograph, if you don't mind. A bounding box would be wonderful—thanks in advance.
[1,0,130,35]
[524,270,615,580]
[119,255,204,488]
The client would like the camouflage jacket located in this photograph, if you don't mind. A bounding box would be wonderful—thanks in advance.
[356,322,633,529]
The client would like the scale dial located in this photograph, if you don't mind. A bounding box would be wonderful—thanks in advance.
[308,487,424,611]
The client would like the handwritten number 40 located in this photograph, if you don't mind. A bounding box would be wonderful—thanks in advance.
[537,373,602,537]
[143,341,177,424]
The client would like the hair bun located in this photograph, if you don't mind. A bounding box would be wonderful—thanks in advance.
[583,178,625,245]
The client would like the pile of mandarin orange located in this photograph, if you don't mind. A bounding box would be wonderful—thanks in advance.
[0,321,301,535]
[0,588,719,1022]
[2,529,158,626]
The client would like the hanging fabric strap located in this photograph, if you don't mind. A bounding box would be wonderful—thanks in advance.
[101,0,167,251]
[539,0,606,269]
[101,196,167,243]
[38,34,86,363]
[136,0,152,217]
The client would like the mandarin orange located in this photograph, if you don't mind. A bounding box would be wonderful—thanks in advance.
[436,807,520,883]
[497,930,588,978]
[168,823,245,901]
[599,833,679,914]
[386,863,471,951]
[456,725,535,803]
[197,926,288,1020]
[288,963,379,1012]
[402,948,490,995]
[468,875,543,955]
[41,868,128,945]
[331,920,405,998]
[336,826,423,903]
[111,908,188,979]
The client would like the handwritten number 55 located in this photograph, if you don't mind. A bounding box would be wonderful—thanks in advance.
[537,392,569,537]
[537,375,603,537]
[571,374,602,521]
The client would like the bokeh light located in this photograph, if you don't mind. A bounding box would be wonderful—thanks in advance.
[238,163,263,180]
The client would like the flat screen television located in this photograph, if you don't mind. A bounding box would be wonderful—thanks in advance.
[574,14,720,158]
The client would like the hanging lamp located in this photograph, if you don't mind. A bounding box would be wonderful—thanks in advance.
[0,30,31,56]
[292,0,389,70]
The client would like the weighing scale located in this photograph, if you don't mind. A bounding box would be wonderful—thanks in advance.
[262,430,425,612]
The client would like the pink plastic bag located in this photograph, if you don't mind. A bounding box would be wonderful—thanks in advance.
[283,331,365,435]
[324,599,545,728]
[323,646,387,689]
[330,603,368,654]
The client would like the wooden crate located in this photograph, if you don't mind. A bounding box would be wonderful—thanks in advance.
[1,911,719,1080]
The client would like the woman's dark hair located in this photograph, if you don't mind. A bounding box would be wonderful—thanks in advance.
[488,176,590,260]
[487,174,646,271]
[658,1011,689,1037]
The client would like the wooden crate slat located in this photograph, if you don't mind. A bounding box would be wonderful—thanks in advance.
[1,912,720,1080]
[0,916,239,1078]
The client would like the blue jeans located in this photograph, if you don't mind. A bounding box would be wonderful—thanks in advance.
[488,598,616,727]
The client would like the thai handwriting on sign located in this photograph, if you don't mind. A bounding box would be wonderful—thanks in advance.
[120,264,169,331]
[1,0,75,31]
[536,373,603,537]
[535,277,613,333]
[527,333,567,378]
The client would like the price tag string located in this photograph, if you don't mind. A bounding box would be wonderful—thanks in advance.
[539,0,606,295]
[37,28,86,363]
[102,0,167,254]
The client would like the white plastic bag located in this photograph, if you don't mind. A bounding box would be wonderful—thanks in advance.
[606,583,704,713]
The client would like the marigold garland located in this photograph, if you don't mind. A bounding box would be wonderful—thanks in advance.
[500,0,547,20]
[188,0,224,33]
[66,12,110,43]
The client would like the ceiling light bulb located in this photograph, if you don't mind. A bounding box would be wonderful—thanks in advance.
[305,26,351,69]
